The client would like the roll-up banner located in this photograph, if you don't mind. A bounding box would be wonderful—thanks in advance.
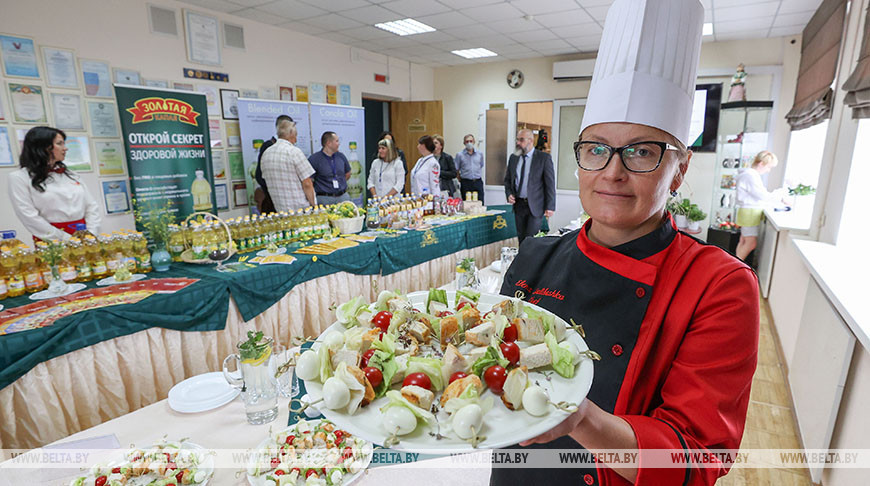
[114,84,215,226]
[237,98,312,211]
[308,103,366,206]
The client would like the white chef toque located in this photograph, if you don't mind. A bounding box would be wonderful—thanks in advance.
[580,0,705,147]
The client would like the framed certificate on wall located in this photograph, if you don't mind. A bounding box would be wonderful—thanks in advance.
[184,10,222,66]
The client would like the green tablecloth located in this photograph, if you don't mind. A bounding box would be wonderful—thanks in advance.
[0,206,517,391]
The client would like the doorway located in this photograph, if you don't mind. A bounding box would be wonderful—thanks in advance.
[363,97,390,182]
[390,101,444,190]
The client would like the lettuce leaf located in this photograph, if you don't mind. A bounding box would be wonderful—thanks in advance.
[406,357,445,391]
[545,331,575,378]
[380,390,436,426]
[387,308,412,335]
[374,290,400,312]
[471,346,509,378]
[368,352,398,397]
[454,288,481,307]
[343,326,368,351]
[368,334,398,397]
[426,288,448,314]
[336,296,367,328]
[317,343,333,383]
[524,307,555,335]
[443,382,493,415]
[489,314,509,344]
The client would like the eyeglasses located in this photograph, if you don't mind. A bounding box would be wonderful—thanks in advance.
[574,140,679,173]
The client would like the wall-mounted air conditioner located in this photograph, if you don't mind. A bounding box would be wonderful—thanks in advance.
[552,59,596,81]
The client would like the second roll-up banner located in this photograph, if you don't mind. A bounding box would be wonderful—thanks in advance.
[237,98,312,210]
[309,103,366,206]
[237,99,366,210]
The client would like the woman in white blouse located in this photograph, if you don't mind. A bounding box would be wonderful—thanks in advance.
[735,150,786,260]
[7,127,101,241]
[368,138,405,197]
[410,135,440,196]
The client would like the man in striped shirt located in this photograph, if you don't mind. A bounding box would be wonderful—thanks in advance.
[260,119,316,211]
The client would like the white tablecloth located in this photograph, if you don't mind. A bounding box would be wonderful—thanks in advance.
[0,240,515,452]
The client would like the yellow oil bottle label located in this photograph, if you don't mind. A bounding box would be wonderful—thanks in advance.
[0,279,8,295]
[107,259,120,271]
[60,266,77,282]
[25,272,43,290]
[42,270,53,283]
[8,276,25,291]
[93,262,107,275]
[76,264,92,279]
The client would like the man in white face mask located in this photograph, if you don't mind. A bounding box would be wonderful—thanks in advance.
[455,134,485,203]
[504,129,556,243]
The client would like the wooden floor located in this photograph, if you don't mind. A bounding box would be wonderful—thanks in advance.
[716,297,813,486]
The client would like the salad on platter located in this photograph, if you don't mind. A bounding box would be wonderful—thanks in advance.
[294,289,599,451]
[246,419,373,486]
[68,439,213,486]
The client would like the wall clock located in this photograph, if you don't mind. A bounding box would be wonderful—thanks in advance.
[507,69,524,89]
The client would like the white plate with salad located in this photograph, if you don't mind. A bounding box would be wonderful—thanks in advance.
[296,289,596,453]
[68,439,214,486]
[246,418,373,486]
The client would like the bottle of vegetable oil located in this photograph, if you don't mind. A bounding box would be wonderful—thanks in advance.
[168,225,185,262]
[134,232,152,272]
[21,247,46,293]
[190,222,207,260]
[0,250,24,298]
[84,235,108,279]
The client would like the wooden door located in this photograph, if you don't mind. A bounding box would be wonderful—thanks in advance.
[390,100,443,191]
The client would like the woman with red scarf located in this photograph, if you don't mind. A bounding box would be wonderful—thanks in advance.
[7,126,101,241]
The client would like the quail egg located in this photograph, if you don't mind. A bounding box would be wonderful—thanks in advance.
[295,350,319,381]
[522,385,551,417]
[452,404,483,440]
[322,377,351,409]
[382,406,417,435]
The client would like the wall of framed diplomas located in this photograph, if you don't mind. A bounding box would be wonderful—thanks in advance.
[0,0,435,241]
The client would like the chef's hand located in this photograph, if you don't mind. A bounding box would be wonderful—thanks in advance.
[545,210,554,218]
[508,195,516,204]
[519,399,590,446]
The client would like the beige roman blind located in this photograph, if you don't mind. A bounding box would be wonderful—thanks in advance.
[842,5,870,118]
[785,0,848,130]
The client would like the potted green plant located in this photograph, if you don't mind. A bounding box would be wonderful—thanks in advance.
[133,199,176,272]
[788,184,816,211]
[669,198,692,228]
[686,204,707,232]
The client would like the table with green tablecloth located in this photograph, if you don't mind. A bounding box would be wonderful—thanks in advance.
[0,207,518,452]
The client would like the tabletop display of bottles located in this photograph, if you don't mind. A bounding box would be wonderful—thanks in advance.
[363,193,466,229]
[0,229,153,300]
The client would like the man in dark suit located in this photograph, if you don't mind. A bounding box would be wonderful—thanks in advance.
[504,129,555,243]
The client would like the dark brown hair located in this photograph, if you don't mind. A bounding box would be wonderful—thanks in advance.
[418,135,435,153]
[20,126,68,192]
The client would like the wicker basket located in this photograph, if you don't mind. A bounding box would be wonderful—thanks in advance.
[330,215,365,234]
[180,212,236,264]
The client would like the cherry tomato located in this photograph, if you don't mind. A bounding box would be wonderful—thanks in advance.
[176,471,184,483]
[436,310,453,318]
[342,446,354,461]
[111,467,121,474]
[484,365,508,395]
[500,342,520,366]
[164,452,172,463]
[292,467,301,474]
[456,301,468,311]
[449,371,468,383]
[167,462,177,471]
[334,429,344,444]
[402,372,432,391]
[360,349,376,368]
[364,366,383,387]
[372,311,392,332]
[503,321,518,343]
[306,469,318,478]
[285,434,295,445]
[270,457,280,469]
[95,476,107,486]
[274,470,285,476]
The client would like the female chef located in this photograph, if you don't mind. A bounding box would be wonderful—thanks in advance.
[7,126,102,240]
[494,1,758,485]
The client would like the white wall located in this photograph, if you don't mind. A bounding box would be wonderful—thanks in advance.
[434,36,800,232]
[0,0,434,240]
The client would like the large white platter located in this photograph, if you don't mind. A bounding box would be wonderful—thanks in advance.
[168,371,240,413]
[303,291,594,453]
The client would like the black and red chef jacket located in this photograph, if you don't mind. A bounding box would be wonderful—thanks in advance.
[492,215,759,486]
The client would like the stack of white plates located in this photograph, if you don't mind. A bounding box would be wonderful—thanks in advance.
[168,372,240,413]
